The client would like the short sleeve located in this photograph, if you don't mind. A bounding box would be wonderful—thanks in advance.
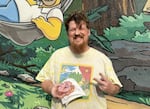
[103,55,123,87]
[36,55,55,82]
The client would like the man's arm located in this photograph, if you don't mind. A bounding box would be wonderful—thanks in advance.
[41,79,74,99]
[41,79,54,94]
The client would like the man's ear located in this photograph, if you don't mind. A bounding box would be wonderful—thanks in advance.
[88,29,91,36]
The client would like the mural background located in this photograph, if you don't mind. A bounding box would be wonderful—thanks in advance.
[0,0,150,109]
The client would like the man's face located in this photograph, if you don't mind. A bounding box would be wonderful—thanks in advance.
[42,0,57,6]
[67,20,90,50]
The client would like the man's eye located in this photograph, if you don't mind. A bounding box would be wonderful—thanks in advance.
[69,29,75,32]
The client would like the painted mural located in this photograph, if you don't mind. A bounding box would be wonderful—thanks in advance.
[0,0,150,109]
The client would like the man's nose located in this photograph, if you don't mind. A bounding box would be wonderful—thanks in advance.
[75,28,80,35]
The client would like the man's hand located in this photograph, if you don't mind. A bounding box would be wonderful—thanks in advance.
[93,73,120,95]
[51,81,74,99]
[41,80,74,99]
[51,84,68,99]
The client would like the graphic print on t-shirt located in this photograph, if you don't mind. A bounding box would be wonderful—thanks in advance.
[60,64,92,98]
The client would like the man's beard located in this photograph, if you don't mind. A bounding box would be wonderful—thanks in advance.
[69,35,87,53]
[72,43,83,50]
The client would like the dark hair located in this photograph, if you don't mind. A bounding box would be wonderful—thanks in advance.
[65,11,90,31]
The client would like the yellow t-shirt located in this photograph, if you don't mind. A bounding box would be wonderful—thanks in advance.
[36,46,122,109]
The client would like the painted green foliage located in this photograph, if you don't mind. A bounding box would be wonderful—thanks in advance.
[0,0,150,108]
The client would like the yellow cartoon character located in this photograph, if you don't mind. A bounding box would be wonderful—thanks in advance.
[143,0,150,13]
[28,0,63,40]
[0,0,73,45]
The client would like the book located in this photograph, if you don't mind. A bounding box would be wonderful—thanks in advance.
[59,78,86,105]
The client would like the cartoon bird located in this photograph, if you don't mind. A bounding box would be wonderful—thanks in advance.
[0,0,73,45]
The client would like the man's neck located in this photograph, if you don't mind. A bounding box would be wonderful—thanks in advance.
[69,46,90,54]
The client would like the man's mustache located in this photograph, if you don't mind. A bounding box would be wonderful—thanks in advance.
[73,35,83,39]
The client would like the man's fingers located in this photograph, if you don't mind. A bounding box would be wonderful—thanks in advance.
[93,73,108,86]
[93,78,99,83]
[93,78,103,85]
[99,73,107,81]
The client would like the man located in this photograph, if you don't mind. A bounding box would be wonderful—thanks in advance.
[36,11,122,109]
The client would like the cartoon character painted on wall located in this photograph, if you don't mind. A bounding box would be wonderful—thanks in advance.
[143,0,150,13]
[0,0,73,45]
